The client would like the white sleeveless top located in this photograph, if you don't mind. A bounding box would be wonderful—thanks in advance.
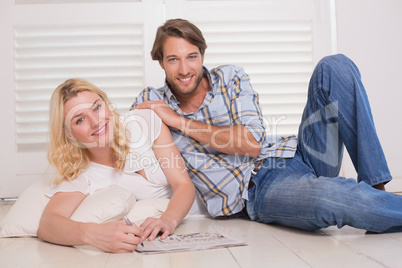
[46,109,173,200]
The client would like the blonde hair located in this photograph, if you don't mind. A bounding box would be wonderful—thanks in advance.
[48,78,130,184]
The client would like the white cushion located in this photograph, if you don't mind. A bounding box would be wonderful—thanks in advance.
[0,177,52,237]
[126,198,170,226]
[0,177,136,237]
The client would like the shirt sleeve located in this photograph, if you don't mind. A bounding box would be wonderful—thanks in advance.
[221,66,267,147]
[130,87,164,110]
[123,109,162,173]
[124,109,161,150]
[45,173,90,197]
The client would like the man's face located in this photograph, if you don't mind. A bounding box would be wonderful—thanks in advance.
[159,37,204,98]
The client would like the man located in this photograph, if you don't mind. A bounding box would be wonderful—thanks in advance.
[133,18,402,233]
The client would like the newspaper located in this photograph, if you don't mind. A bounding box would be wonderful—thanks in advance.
[135,232,247,254]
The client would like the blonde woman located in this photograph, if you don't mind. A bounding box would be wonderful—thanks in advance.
[37,78,195,253]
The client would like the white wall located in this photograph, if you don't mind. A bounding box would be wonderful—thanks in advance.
[336,0,402,191]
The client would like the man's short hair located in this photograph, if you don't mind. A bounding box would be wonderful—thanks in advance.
[151,18,207,62]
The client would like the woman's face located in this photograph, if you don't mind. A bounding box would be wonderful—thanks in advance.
[63,91,114,149]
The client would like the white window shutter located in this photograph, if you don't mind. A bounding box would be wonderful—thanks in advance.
[1,0,333,197]
[14,24,145,151]
[198,20,313,136]
[165,0,332,137]
[1,1,164,197]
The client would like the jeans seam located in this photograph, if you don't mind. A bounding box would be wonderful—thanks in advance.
[335,98,358,137]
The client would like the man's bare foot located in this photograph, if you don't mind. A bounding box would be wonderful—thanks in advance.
[373,183,386,191]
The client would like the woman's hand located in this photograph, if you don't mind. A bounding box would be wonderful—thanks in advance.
[139,121,195,242]
[140,216,177,241]
[38,192,144,253]
[85,220,144,253]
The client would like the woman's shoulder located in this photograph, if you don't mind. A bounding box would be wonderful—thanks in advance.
[45,163,114,197]
[124,109,161,123]
[123,109,162,149]
[45,172,89,197]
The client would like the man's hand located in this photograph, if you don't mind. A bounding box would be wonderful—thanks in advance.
[134,100,260,157]
[135,100,182,129]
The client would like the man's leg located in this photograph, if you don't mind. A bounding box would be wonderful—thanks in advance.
[297,54,391,186]
[246,55,400,232]
[247,154,402,232]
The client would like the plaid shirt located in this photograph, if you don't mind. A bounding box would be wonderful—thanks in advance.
[131,65,297,217]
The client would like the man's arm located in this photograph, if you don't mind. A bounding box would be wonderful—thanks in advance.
[134,100,261,157]
[181,116,261,157]
[133,67,266,158]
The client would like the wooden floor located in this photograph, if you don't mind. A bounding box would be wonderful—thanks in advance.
[1,202,402,268]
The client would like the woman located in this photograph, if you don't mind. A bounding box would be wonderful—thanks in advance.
[37,78,195,253]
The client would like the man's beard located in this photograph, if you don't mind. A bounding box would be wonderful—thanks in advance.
[168,72,203,97]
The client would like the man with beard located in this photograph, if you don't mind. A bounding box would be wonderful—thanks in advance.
[132,18,402,233]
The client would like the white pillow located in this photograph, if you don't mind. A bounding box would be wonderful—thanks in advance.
[0,177,136,237]
[70,185,136,223]
[126,198,170,226]
[0,177,51,237]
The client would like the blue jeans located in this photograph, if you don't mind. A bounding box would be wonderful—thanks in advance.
[246,54,402,233]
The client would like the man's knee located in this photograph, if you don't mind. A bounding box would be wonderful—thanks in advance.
[317,54,359,77]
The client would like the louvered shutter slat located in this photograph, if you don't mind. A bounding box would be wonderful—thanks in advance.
[15,24,144,150]
[199,20,313,136]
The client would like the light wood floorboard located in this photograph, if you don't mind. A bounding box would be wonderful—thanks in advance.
[1,203,401,268]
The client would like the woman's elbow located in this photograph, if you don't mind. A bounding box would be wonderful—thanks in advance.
[188,182,196,199]
[185,182,196,203]
[36,217,47,239]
